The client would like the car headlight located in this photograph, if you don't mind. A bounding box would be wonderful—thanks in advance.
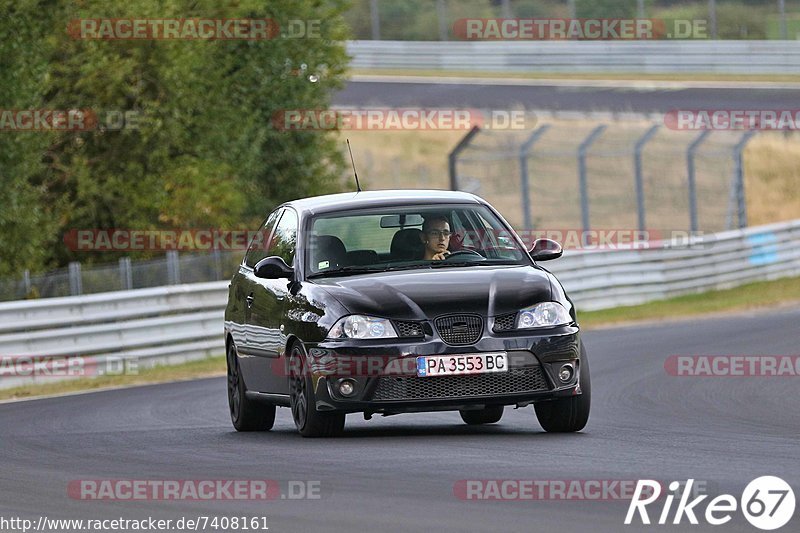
[328,315,398,339]
[516,302,571,329]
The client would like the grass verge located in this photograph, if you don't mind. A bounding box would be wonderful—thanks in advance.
[2,276,798,402]
[0,355,225,402]
[579,276,800,329]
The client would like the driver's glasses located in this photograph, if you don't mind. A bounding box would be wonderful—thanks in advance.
[426,230,451,238]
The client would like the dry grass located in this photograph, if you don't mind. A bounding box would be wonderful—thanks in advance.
[745,134,800,226]
[338,119,800,228]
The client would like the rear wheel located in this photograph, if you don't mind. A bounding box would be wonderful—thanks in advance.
[459,405,504,425]
[534,344,591,433]
[227,341,275,432]
[289,343,345,438]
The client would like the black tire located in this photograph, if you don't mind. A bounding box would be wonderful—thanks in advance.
[289,342,345,438]
[459,405,504,425]
[227,341,275,432]
[534,343,591,433]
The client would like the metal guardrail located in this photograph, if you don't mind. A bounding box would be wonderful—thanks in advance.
[1,219,798,390]
[346,40,800,74]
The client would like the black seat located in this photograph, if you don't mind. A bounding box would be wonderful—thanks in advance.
[390,229,424,260]
[346,250,379,266]
[311,235,347,269]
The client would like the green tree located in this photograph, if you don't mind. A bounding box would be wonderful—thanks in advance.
[2,0,350,272]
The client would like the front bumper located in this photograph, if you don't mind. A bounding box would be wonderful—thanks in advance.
[301,325,583,415]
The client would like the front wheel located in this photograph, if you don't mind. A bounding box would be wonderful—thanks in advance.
[227,341,275,432]
[534,344,591,433]
[288,343,345,438]
[459,405,504,425]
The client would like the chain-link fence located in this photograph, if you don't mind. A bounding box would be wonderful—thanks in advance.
[1,251,242,302]
[450,121,760,235]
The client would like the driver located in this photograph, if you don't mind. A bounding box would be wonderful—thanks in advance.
[421,216,451,261]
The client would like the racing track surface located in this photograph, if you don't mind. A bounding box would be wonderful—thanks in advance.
[334,79,800,113]
[2,306,799,533]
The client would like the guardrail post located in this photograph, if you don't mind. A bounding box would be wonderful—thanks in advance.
[518,125,551,230]
[119,257,133,290]
[449,126,481,191]
[730,131,757,229]
[634,125,660,232]
[166,251,181,285]
[687,130,712,233]
[578,125,606,235]
[68,262,83,296]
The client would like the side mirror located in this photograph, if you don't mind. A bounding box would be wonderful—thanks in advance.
[254,256,294,279]
[529,238,563,261]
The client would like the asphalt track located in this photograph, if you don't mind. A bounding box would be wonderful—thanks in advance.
[334,78,800,113]
[2,306,798,533]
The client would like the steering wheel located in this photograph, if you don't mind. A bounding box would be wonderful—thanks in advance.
[445,249,485,261]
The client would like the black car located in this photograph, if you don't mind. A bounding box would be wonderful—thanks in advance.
[224,190,590,437]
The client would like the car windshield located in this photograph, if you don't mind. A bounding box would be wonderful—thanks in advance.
[306,204,528,277]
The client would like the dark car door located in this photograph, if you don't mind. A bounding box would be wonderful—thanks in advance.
[245,207,298,394]
[234,208,281,389]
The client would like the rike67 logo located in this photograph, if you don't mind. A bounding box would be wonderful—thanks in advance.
[626,477,795,530]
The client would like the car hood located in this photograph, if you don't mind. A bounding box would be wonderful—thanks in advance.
[310,265,552,320]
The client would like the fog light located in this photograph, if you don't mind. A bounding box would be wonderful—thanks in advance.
[558,364,574,383]
[338,379,356,396]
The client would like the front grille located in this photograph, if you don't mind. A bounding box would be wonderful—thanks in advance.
[371,366,549,401]
[435,314,483,345]
[394,320,424,338]
[493,312,517,332]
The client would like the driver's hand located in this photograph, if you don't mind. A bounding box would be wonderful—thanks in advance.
[432,251,450,261]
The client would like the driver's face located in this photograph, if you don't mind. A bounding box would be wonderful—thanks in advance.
[424,220,451,254]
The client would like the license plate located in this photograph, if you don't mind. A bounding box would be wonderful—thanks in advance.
[416,353,508,377]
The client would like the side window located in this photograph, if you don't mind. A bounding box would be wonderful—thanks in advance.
[244,209,281,268]
[268,208,298,266]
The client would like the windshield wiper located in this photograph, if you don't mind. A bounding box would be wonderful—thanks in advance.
[307,266,390,278]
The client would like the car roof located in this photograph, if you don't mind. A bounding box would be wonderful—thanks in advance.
[282,189,485,215]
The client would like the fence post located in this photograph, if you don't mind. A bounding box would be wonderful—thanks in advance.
[687,130,712,232]
[166,251,181,285]
[731,131,757,229]
[708,0,717,39]
[633,125,660,231]
[370,0,381,40]
[119,257,133,290]
[213,249,223,280]
[779,0,788,40]
[578,125,606,235]
[518,125,551,230]
[449,126,481,191]
[68,262,83,296]
[436,0,448,40]
[23,270,31,298]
